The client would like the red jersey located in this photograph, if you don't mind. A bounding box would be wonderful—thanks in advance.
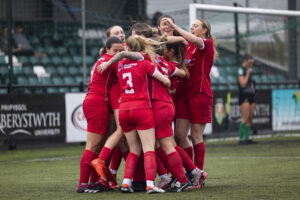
[151,57,176,103]
[117,56,157,110]
[185,39,214,98]
[86,53,117,100]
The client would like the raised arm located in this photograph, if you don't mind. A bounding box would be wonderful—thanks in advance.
[97,52,144,73]
[166,36,188,46]
[161,18,204,49]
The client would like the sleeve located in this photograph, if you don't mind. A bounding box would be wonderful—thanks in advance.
[144,60,157,76]
[199,38,214,53]
[169,62,177,77]
[198,38,205,50]
[237,67,244,76]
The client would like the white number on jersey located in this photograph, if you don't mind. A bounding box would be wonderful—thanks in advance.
[122,72,134,94]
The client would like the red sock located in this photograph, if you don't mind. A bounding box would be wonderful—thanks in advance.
[110,147,122,171]
[133,155,145,182]
[167,152,188,183]
[90,167,99,183]
[79,149,96,183]
[194,142,205,170]
[123,152,139,179]
[184,146,193,160]
[175,146,197,172]
[155,147,170,173]
[144,151,156,181]
[122,151,129,160]
[156,156,167,176]
[98,147,112,165]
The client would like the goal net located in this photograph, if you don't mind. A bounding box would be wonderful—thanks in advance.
[189,4,300,71]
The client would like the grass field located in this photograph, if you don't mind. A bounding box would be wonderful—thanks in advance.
[1,136,300,200]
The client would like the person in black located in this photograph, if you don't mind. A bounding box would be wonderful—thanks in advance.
[237,54,255,144]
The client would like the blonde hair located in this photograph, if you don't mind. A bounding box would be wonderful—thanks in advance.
[197,19,219,60]
[126,35,165,64]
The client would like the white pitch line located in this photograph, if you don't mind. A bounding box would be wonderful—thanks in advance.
[25,155,80,162]
[206,133,300,142]
[207,156,300,160]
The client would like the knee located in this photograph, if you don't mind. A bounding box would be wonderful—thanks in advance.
[85,143,100,154]
[160,143,175,155]
[190,134,202,144]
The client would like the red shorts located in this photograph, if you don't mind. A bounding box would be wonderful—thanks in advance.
[175,93,213,124]
[174,95,189,119]
[119,108,155,132]
[83,97,110,135]
[109,83,120,110]
[152,100,175,139]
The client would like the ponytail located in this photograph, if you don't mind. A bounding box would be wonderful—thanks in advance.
[198,19,219,60]
[126,35,165,64]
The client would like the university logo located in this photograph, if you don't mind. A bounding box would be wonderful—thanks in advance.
[71,104,87,132]
[214,100,225,125]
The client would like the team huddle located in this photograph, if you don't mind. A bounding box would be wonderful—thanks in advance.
[78,15,218,194]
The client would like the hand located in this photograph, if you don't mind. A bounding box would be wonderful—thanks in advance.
[180,37,188,46]
[169,89,176,95]
[161,18,175,28]
[97,62,110,73]
[247,68,252,74]
[17,44,22,51]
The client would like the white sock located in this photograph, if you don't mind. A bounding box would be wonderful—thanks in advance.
[122,178,132,187]
[146,180,154,188]
[191,168,199,175]
[160,174,168,179]
[111,169,117,175]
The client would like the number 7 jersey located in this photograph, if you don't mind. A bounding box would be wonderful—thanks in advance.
[117,55,157,110]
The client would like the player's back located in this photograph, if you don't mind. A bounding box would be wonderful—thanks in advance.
[117,57,156,110]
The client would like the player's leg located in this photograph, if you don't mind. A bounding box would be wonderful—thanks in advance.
[188,94,211,188]
[174,97,193,159]
[245,102,256,143]
[78,98,109,193]
[138,128,164,193]
[91,109,123,184]
[121,129,142,193]
[78,132,106,193]
[240,101,250,143]
[159,136,191,192]
[175,118,192,158]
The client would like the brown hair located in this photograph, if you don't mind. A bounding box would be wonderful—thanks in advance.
[243,54,253,61]
[129,23,153,38]
[197,19,219,60]
[165,42,189,78]
[157,15,174,27]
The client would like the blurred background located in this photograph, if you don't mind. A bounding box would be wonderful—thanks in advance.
[0,0,300,149]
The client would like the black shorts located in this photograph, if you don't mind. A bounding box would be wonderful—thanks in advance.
[239,93,255,105]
